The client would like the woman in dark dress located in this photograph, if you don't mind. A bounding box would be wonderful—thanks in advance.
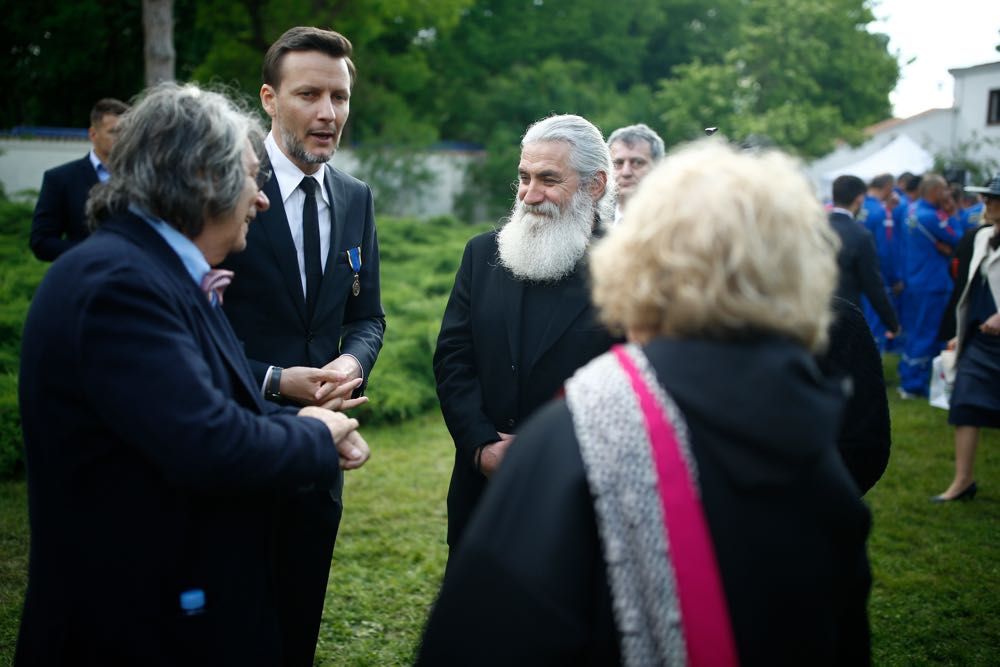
[418,140,872,666]
[933,176,1000,502]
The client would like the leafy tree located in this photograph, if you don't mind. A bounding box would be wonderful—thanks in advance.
[933,133,1000,188]
[654,0,897,158]
[143,0,176,85]
[0,0,146,128]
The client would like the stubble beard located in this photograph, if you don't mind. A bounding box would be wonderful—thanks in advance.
[277,115,337,167]
[496,188,595,283]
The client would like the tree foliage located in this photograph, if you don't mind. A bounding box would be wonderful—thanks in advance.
[656,0,897,157]
[1,0,899,217]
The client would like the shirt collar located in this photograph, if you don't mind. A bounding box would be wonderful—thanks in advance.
[831,207,855,219]
[88,150,110,182]
[129,204,210,287]
[265,132,330,206]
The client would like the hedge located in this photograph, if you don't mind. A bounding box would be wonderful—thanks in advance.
[0,192,490,477]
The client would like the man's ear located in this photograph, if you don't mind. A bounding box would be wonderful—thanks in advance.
[260,84,277,119]
[87,126,97,143]
[590,170,608,201]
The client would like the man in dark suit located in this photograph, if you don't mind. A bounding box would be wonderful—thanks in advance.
[29,98,129,261]
[434,114,620,554]
[17,83,370,666]
[219,27,385,667]
[829,174,900,339]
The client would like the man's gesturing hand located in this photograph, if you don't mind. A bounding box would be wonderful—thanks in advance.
[280,366,368,410]
[298,406,371,470]
[314,355,369,411]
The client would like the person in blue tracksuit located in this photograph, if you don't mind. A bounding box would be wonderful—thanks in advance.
[890,175,921,352]
[899,174,965,397]
[962,192,985,228]
[858,174,899,350]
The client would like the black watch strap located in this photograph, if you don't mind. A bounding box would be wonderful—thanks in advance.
[266,366,283,401]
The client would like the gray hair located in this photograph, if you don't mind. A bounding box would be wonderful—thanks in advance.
[88,82,264,238]
[522,114,614,224]
[607,123,665,161]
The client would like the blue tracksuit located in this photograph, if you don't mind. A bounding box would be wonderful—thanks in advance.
[858,196,897,349]
[962,201,985,228]
[899,198,963,395]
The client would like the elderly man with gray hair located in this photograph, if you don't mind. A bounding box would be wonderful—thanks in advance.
[16,83,369,664]
[607,122,666,223]
[433,114,620,555]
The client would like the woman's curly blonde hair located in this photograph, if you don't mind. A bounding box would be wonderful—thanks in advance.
[591,139,839,352]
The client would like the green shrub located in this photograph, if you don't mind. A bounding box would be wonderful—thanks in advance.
[0,200,489,476]
[0,196,44,477]
[359,215,492,426]
[0,374,22,478]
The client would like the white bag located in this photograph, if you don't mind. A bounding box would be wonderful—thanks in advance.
[928,353,954,410]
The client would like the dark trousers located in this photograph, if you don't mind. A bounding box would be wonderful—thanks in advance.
[272,488,343,667]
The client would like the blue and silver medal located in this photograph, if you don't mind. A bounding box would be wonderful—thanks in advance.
[346,246,362,296]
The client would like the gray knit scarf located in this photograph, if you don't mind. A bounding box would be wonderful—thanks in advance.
[565,344,699,667]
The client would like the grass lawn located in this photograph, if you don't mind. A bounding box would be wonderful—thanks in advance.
[1,356,998,665]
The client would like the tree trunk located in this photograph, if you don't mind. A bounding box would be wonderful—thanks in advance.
[143,0,175,86]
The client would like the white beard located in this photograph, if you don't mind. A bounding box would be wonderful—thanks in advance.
[497,189,595,283]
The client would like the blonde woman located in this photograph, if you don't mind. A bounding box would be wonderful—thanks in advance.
[419,140,871,667]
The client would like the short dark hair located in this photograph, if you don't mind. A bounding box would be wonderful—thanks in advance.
[868,173,894,191]
[87,83,263,239]
[905,174,922,195]
[90,98,129,127]
[262,27,356,90]
[833,175,866,207]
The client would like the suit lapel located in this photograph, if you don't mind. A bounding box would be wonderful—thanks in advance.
[79,154,99,186]
[193,298,268,411]
[108,215,266,411]
[527,264,590,372]
[258,176,308,326]
[313,165,347,323]
[323,164,346,276]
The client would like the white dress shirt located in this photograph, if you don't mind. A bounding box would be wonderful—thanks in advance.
[261,133,362,396]
[265,132,333,297]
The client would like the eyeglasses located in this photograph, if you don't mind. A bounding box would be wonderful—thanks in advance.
[255,166,272,191]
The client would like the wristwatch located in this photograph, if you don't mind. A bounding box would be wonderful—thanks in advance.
[265,366,283,401]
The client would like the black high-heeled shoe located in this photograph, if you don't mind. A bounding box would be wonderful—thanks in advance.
[931,481,977,503]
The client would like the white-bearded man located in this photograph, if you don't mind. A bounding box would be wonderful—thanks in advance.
[433,114,621,556]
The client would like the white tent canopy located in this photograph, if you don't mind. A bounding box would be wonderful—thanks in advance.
[819,134,934,197]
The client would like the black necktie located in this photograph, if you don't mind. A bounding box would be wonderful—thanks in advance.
[300,176,322,316]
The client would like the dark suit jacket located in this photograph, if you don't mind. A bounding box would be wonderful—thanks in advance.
[829,210,899,332]
[218,160,384,666]
[16,211,342,666]
[818,298,891,495]
[433,230,619,547]
[221,163,385,392]
[421,337,871,666]
[30,154,98,261]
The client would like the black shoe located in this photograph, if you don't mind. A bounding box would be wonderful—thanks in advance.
[931,482,978,503]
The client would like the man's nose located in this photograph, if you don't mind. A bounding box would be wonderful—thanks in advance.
[255,190,270,212]
[521,181,545,205]
[316,95,336,121]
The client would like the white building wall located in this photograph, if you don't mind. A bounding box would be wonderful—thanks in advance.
[951,62,1000,163]
[0,139,92,198]
[0,138,483,219]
